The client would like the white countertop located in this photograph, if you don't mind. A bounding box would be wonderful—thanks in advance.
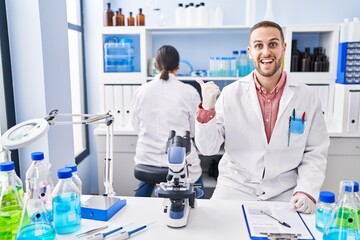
[56,196,323,240]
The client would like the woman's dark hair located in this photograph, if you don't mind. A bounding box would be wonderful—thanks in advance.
[154,45,179,80]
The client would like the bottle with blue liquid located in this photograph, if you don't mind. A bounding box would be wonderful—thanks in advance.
[16,178,56,240]
[315,191,335,232]
[52,168,81,234]
[323,180,359,240]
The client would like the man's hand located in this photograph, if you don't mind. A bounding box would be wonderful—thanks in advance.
[196,79,220,110]
[290,193,316,214]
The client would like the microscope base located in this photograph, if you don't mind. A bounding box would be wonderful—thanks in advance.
[164,198,190,228]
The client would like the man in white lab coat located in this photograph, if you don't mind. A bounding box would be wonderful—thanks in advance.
[195,21,330,214]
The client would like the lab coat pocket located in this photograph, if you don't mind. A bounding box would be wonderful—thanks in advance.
[290,118,305,134]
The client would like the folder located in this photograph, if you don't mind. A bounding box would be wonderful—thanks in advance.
[113,85,124,130]
[123,85,133,127]
[242,203,315,240]
[347,90,360,133]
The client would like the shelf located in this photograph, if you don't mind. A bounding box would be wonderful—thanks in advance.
[146,76,240,81]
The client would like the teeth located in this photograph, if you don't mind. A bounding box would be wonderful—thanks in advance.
[261,59,273,63]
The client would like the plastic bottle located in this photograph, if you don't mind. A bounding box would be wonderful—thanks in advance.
[52,168,81,234]
[213,5,223,26]
[349,17,360,42]
[26,152,53,222]
[239,50,249,77]
[339,18,350,43]
[0,161,24,239]
[127,12,135,26]
[186,3,195,27]
[103,2,114,26]
[197,2,208,27]
[113,8,125,26]
[64,163,82,195]
[245,0,256,26]
[16,178,56,240]
[264,0,275,21]
[315,191,335,232]
[136,8,145,26]
[323,180,359,240]
[175,3,185,27]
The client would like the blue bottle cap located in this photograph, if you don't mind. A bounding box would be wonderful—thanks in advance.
[319,191,335,203]
[57,168,73,179]
[344,185,352,192]
[64,163,77,173]
[0,161,15,171]
[353,181,359,192]
[240,50,247,54]
[31,152,44,161]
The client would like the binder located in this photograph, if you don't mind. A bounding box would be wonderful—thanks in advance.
[123,85,133,127]
[242,203,315,240]
[347,90,360,133]
[104,85,114,115]
[113,85,124,130]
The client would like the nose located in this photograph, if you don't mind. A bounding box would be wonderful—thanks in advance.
[262,46,271,57]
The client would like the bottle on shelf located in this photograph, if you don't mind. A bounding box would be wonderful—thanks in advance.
[64,163,82,195]
[16,178,56,239]
[186,3,195,27]
[136,8,145,26]
[0,161,24,239]
[175,3,185,27]
[290,39,301,72]
[323,180,359,240]
[197,2,208,27]
[52,168,81,234]
[315,191,335,232]
[339,18,350,43]
[213,5,223,26]
[348,17,360,42]
[103,2,114,26]
[239,50,248,77]
[127,12,135,26]
[301,47,311,72]
[25,152,54,222]
[264,0,275,21]
[113,8,125,26]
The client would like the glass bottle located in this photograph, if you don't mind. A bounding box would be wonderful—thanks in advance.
[315,191,335,232]
[16,178,56,240]
[136,8,145,26]
[52,168,81,234]
[64,163,82,195]
[239,50,249,77]
[323,180,359,240]
[0,161,24,239]
[354,181,360,223]
[103,2,114,26]
[113,8,125,26]
[0,150,24,199]
[127,12,135,26]
[25,152,53,222]
[291,40,301,72]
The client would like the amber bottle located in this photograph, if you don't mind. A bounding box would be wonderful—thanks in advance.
[127,12,135,26]
[104,3,114,26]
[113,8,125,26]
[136,8,145,26]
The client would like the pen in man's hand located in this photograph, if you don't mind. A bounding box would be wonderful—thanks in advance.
[260,210,291,228]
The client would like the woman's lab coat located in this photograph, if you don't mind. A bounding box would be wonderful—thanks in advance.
[195,73,330,201]
[131,73,202,183]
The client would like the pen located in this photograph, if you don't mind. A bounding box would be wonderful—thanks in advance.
[301,112,306,124]
[292,108,296,121]
[288,116,291,147]
[76,225,108,238]
[105,223,153,240]
[260,210,291,228]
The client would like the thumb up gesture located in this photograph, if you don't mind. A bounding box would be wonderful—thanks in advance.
[196,79,220,110]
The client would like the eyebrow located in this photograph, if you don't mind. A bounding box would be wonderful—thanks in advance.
[252,37,280,44]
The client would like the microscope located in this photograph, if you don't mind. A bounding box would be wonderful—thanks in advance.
[155,130,201,228]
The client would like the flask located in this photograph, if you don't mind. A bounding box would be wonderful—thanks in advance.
[103,2,114,26]
[0,161,24,239]
[323,180,359,240]
[315,191,335,232]
[64,163,82,195]
[175,3,185,27]
[113,8,125,26]
[354,181,360,223]
[25,152,53,221]
[16,178,56,240]
[52,168,81,234]
[136,8,145,26]
[127,12,135,26]
[0,149,24,199]
[239,50,249,77]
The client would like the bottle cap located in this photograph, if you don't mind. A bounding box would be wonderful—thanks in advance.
[354,181,359,192]
[344,184,352,192]
[240,50,247,54]
[65,163,78,173]
[57,168,73,179]
[232,50,239,55]
[319,191,335,203]
[31,152,44,161]
[0,161,15,171]
[178,3,183,7]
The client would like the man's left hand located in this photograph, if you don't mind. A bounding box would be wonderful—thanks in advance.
[290,193,316,214]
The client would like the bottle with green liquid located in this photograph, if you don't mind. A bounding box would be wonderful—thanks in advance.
[0,161,24,240]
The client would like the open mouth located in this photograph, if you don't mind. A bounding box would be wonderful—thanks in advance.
[260,59,274,65]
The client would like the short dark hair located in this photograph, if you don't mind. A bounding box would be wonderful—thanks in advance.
[154,45,180,81]
[250,21,284,42]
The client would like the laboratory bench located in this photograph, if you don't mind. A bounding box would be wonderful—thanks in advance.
[56,195,323,240]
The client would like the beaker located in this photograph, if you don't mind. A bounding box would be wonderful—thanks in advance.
[16,178,56,240]
[323,180,359,240]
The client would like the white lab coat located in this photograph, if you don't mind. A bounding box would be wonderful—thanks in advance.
[195,73,330,201]
[131,73,202,183]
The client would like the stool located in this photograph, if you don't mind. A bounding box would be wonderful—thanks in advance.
[134,164,169,184]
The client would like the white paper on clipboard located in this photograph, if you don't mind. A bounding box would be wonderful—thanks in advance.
[242,202,314,240]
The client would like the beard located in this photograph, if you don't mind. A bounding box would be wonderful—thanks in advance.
[254,58,282,77]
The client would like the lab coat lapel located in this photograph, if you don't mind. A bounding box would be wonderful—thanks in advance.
[247,78,266,134]
[277,79,296,119]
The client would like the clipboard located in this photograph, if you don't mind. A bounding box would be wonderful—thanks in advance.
[242,203,315,240]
